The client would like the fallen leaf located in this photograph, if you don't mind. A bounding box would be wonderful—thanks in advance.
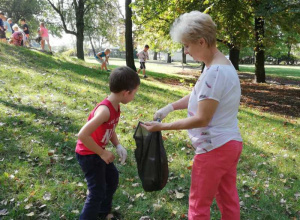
[0,209,8,216]
[25,203,33,209]
[26,212,34,216]
[175,190,184,199]
[71,210,79,214]
[43,192,51,201]
[77,182,84,187]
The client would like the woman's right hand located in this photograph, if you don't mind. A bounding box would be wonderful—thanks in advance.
[153,104,174,121]
[99,149,115,164]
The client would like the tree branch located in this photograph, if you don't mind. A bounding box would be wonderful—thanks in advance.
[47,0,77,35]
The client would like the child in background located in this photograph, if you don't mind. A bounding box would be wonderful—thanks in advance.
[96,48,111,71]
[137,45,150,78]
[20,18,30,46]
[0,11,6,43]
[39,22,51,52]
[75,66,140,220]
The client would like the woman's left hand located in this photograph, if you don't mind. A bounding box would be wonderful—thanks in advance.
[141,121,163,132]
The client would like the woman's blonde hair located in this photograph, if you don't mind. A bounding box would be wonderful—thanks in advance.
[170,11,217,47]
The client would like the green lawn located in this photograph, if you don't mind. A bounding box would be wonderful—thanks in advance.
[240,65,300,81]
[0,44,299,219]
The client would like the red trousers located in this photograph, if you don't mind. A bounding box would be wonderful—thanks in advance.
[188,140,243,220]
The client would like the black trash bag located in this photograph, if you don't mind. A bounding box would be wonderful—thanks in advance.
[133,121,169,192]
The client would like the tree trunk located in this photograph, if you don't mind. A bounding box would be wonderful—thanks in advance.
[75,0,85,60]
[167,53,171,63]
[287,44,291,65]
[254,16,265,83]
[125,0,136,71]
[182,46,186,64]
[229,47,239,70]
[153,51,157,60]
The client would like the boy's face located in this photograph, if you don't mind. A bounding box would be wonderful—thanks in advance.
[144,47,149,52]
[121,86,139,104]
[20,20,24,25]
[105,51,110,55]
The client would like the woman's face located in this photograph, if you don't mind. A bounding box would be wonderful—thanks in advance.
[182,38,205,62]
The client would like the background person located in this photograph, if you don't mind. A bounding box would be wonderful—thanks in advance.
[136,44,149,78]
[39,22,51,51]
[96,48,111,71]
[0,11,6,43]
[142,11,243,220]
[3,16,12,40]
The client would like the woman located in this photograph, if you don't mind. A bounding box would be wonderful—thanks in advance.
[142,11,243,220]
[39,22,51,52]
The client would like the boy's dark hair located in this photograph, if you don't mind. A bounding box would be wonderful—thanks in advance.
[109,66,140,93]
[145,45,149,48]
[20,18,26,22]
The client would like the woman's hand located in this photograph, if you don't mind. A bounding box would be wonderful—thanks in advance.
[141,121,164,132]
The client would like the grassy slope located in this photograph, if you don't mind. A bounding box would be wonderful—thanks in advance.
[0,44,299,220]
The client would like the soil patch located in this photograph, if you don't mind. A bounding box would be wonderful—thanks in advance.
[159,72,300,118]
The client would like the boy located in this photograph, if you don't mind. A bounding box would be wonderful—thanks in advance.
[137,45,149,78]
[0,11,6,43]
[96,48,111,71]
[20,18,30,46]
[75,66,140,220]
[3,16,12,39]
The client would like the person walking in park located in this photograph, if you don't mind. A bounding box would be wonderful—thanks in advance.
[137,44,149,78]
[0,11,6,43]
[142,11,243,220]
[20,18,30,46]
[75,66,140,220]
[39,22,51,52]
[95,49,111,71]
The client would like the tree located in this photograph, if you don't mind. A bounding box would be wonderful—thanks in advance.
[47,0,119,60]
[125,0,136,71]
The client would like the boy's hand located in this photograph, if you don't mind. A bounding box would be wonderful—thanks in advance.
[116,144,127,164]
[99,149,115,164]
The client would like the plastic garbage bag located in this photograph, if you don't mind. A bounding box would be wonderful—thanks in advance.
[133,122,169,192]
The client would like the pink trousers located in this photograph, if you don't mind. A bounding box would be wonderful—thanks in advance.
[188,140,243,220]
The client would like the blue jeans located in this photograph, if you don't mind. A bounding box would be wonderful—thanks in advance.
[76,153,119,220]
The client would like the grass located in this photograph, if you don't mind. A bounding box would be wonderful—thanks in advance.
[0,43,299,219]
[239,65,300,81]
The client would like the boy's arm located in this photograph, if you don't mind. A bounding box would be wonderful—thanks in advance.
[110,131,127,164]
[78,105,115,164]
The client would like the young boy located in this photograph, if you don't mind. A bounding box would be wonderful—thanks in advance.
[137,45,149,78]
[20,18,30,46]
[75,66,140,220]
[96,48,111,71]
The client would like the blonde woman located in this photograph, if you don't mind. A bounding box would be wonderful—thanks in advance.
[142,11,243,220]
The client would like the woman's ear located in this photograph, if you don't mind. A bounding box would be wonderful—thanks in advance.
[198,38,205,46]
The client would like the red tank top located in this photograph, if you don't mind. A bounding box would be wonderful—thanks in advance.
[75,99,120,155]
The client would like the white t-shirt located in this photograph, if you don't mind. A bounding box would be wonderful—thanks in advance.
[137,50,149,62]
[187,64,242,154]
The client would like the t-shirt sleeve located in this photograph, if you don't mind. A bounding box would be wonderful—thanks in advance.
[197,67,226,102]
